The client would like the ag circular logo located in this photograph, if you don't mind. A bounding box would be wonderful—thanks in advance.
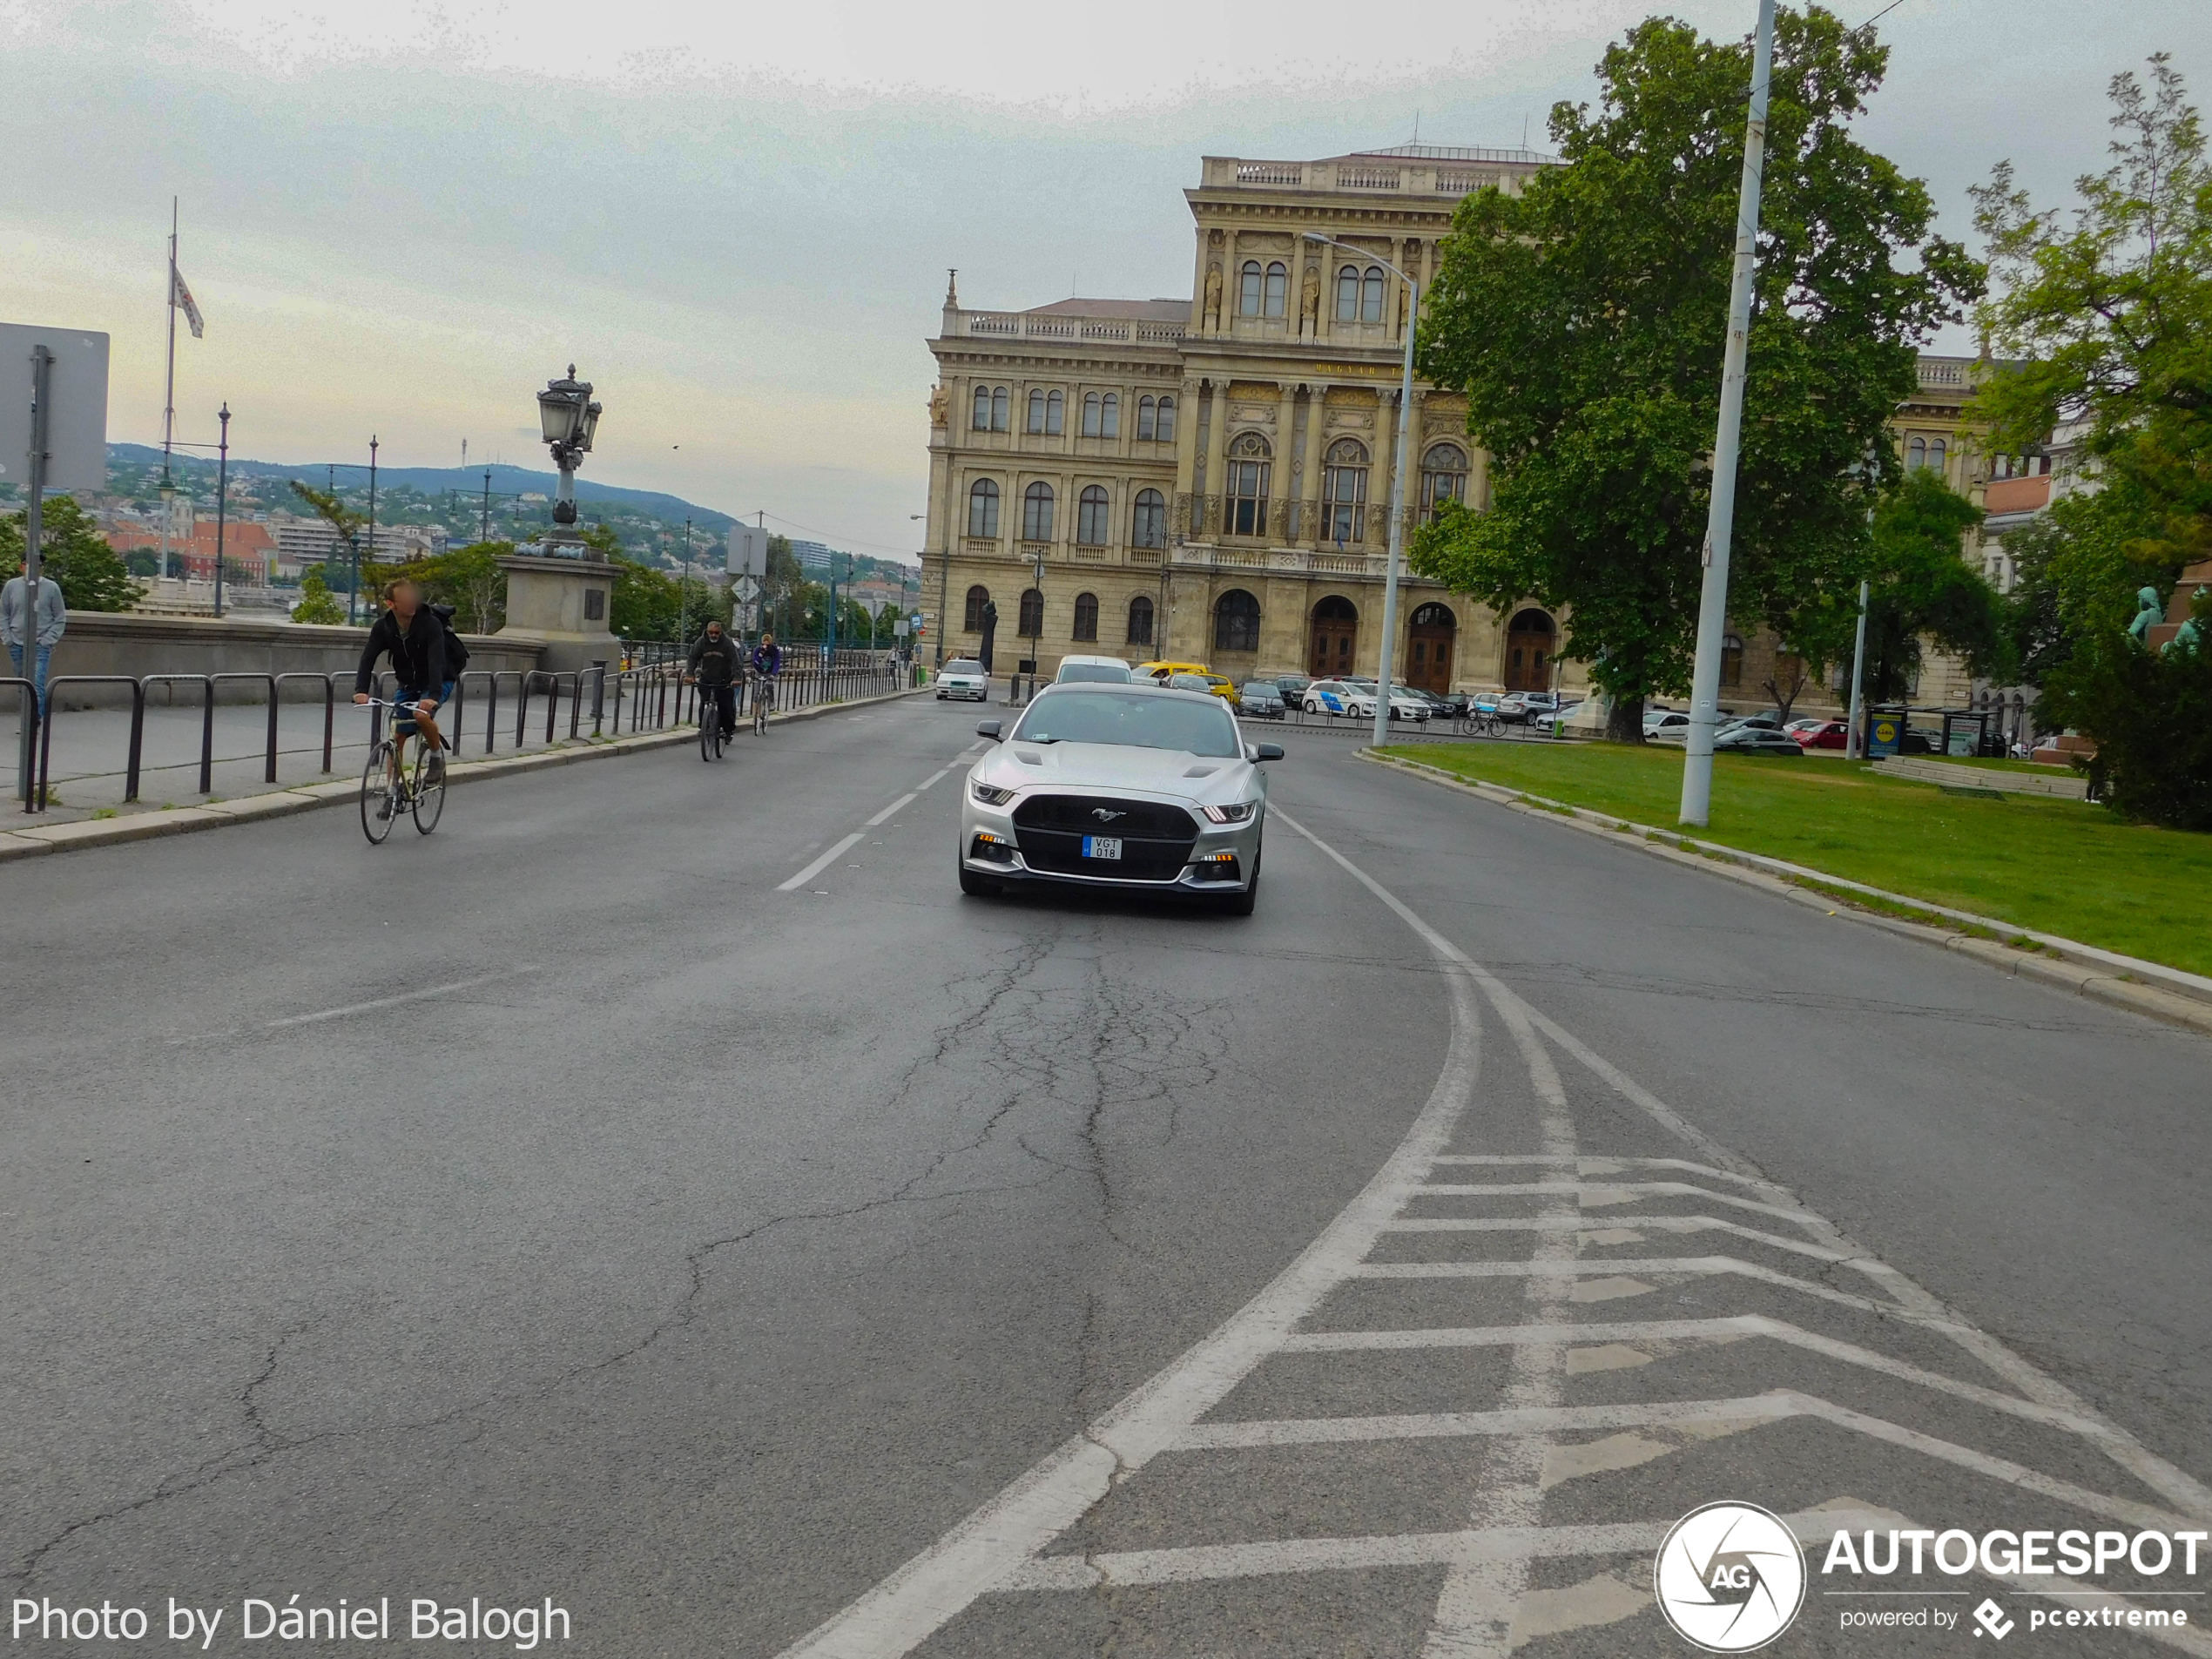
[1654,1501,1806,1651]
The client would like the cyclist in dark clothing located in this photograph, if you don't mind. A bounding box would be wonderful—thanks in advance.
[750,633,782,679]
[686,619,741,738]
[353,579,454,796]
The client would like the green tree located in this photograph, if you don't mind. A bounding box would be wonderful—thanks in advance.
[1412,5,1979,738]
[290,565,346,625]
[2049,587,2212,827]
[1853,470,2009,702]
[2000,479,2170,693]
[404,540,510,633]
[290,481,369,592]
[0,496,144,611]
[1972,55,2212,575]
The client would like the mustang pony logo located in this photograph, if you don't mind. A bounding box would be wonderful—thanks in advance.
[1091,808,1126,822]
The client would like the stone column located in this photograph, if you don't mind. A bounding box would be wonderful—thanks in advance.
[1300,383,1330,547]
[1374,388,1400,551]
[1171,374,1202,539]
[1271,381,1298,543]
[1202,380,1231,540]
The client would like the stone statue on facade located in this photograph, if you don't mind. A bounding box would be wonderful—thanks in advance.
[1203,265,1224,331]
[1300,267,1321,335]
[927,385,949,428]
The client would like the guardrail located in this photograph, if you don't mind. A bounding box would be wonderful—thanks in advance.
[13,658,912,814]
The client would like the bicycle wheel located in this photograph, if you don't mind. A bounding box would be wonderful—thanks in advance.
[360,742,398,845]
[753,688,770,736]
[411,745,447,834]
[700,707,718,761]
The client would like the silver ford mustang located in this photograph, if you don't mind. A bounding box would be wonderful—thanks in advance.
[958,682,1280,914]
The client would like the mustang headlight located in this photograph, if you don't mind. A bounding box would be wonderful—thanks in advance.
[1201,801,1258,824]
[970,779,1017,806]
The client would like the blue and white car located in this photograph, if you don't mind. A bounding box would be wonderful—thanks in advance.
[1302,678,1361,716]
[935,658,989,702]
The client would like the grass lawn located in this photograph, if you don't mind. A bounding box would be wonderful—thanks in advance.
[1381,738,2212,978]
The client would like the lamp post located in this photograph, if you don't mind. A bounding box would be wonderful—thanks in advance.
[536,365,604,557]
[356,434,377,624]
[212,404,230,618]
[1305,231,1418,749]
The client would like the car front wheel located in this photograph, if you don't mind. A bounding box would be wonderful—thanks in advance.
[958,860,1001,898]
[1217,844,1260,916]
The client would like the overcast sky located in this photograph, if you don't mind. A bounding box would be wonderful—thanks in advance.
[1,0,2202,559]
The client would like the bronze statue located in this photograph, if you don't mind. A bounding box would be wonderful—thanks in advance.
[2128,585,2161,644]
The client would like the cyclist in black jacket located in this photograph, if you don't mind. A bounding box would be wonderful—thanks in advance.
[686,619,740,738]
[353,579,454,792]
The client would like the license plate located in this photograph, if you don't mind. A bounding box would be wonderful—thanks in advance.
[1082,835,1123,860]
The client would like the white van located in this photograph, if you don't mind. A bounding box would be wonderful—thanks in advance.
[1055,655,1135,685]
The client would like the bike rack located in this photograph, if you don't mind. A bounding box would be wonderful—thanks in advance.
[3,675,38,810]
[30,676,145,810]
[211,672,280,786]
[273,672,340,774]
[138,675,219,797]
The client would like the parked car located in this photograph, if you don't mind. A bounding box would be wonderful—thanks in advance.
[1793,719,1850,750]
[936,658,990,702]
[1424,687,1472,718]
[1239,681,1288,719]
[1303,679,1361,716]
[1055,654,1134,685]
[1520,691,1566,718]
[1347,687,1431,723]
[1273,673,1313,708]
[1644,708,1690,740]
[1713,725,1806,755]
[1784,717,1828,736]
[1401,687,1456,718]
[1137,660,1211,684]
[1495,692,1530,723]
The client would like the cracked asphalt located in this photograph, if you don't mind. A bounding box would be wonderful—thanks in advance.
[4,695,2208,1656]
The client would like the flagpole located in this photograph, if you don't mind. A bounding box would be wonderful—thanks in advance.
[160,197,179,581]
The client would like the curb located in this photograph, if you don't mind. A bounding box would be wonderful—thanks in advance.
[0,685,929,863]
[1359,749,2212,1042]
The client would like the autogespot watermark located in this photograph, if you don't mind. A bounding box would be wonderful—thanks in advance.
[1655,1503,2209,1647]
[1655,1502,1809,1651]
[9,1596,572,1650]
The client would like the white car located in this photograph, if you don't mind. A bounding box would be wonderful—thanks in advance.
[1346,688,1431,723]
[1055,654,1134,685]
[936,658,989,701]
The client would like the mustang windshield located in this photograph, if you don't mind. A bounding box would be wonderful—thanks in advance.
[1012,690,1241,758]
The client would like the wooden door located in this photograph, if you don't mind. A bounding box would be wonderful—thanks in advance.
[1408,627,1453,693]
[1309,624,1356,677]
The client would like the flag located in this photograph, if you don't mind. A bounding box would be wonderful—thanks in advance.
[171,262,205,339]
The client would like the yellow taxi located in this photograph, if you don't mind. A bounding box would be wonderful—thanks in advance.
[1140,662,1241,709]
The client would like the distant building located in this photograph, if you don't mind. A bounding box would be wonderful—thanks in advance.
[787,539,836,576]
[268,517,442,577]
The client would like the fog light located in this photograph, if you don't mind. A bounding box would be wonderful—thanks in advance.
[971,832,1016,864]
[1190,853,1241,883]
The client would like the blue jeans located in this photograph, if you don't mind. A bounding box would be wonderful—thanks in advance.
[7,641,52,716]
[390,681,455,737]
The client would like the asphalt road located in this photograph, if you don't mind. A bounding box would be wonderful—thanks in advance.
[3,695,2207,1657]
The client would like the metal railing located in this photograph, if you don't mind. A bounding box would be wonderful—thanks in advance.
[15,658,913,813]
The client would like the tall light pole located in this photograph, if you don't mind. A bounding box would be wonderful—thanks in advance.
[212,404,230,619]
[1844,578,1871,759]
[535,365,604,556]
[1678,0,1777,826]
[354,434,378,625]
[1306,231,1417,748]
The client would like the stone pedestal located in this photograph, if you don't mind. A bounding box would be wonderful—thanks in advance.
[496,554,624,674]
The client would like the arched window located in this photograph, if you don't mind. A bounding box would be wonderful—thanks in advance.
[1410,602,1456,629]
[1028,388,1047,434]
[971,386,991,430]
[963,584,991,631]
[1018,587,1044,637]
[990,387,1008,431]
[1225,432,1271,537]
[1082,392,1102,437]
[1907,435,1927,470]
[966,478,1000,538]
[1720,631,1744,687]
[1100,393,1118,439]
[1046,390,1063,435]
[1335,265,1360,323]
[1127,594,1155,647]
[1131,488,1166,549]
[1136,395,1157,442]
[1264,261,1287,319]
[1929,437,1947,477]
[1214,589,1261,653]
[1240,260,1264,316]
[1420,442,1469,524]
[1361,266,1386,323]
[1156,395,1176,442]
[1022,481,1055,543]
[1323,438,1369,543]
[1076,484,1110,545]
[1072,591,1099,642]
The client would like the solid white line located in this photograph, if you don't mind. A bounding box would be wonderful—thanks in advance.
[866,792,917,826]
[778,833,864,892]
[266,966,543,1028]
[914,767,953,791]
[769,833,1490,1659]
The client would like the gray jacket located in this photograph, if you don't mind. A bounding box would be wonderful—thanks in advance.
[1,576,66,648]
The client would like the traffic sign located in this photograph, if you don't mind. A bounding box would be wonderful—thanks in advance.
[732,575,761,604]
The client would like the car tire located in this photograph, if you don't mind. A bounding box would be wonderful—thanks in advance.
[958,860,1002,898]
[1217,845,1260,916]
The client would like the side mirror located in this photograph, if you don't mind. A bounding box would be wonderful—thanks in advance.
[1254,743,1285,761]
[976,720,1002,741]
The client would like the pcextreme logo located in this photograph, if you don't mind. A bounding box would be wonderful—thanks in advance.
[1655,1502,1808,1652]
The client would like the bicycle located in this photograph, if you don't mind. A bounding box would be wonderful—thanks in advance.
[751,672,776,737]
[1458,710,1506,739]
[357,702,447,843]
[691,679,731,761]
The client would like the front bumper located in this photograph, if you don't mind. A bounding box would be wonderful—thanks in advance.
[961,792,1264,894]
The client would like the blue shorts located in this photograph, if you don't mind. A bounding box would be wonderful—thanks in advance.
[391,681,455,735]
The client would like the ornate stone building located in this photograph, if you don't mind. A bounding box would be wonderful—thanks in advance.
[921,145,1581,696]
[921,146,2001,713]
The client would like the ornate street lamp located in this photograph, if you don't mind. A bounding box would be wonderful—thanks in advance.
[536,365,604,558]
